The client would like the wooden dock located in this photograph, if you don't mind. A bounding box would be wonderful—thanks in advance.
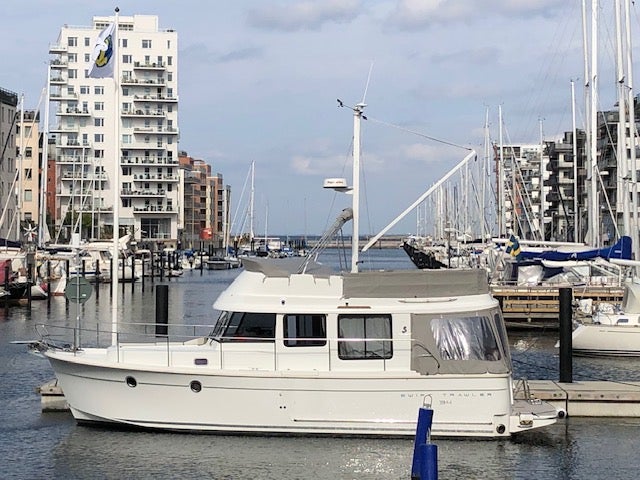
[491,285,624,327]
[519,380,640,417]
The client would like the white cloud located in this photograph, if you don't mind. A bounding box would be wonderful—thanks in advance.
[247,0,363,32]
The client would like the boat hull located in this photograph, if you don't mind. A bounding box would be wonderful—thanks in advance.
[572,323,640,356]
[45,347,556,438]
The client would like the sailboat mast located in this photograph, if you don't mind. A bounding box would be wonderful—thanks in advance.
[571,79,579,242]
[250,160,255,243]
[351,103,365,273]
[615,0,630,235]
[624,0,639,262]
[589,0,600,247]
[498,105,505,235]
[39,66,51,247]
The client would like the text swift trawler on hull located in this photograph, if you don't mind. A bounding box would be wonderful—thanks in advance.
[28,89,558,438]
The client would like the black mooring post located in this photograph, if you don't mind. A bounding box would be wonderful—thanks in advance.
[155,284,169,336]
[559,287,573,383]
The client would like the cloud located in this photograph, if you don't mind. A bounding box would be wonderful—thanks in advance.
[387,0,566,30]
[247,0,363,32]
[180,43,263,64]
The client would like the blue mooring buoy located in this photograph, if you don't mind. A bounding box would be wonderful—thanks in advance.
[411,407,438,480]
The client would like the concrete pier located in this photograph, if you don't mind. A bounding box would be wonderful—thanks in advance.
[517,380,640,417]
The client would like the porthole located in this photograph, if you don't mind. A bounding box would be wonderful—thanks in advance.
[190,380,202,393]
[496,424,506,434]
[126,376,137,388]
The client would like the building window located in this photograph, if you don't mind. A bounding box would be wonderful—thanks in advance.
[84,53,91,62]
[337,314,392,360]
[94,86,104,95]
[25,149,32,159]
[122,54,132,64]
[94,118,104,127]
[80,85,90,94]
[24,189,33,202]
[142,39,152,48]
[94,150,104,159]
[68,69,77,79]
[122,38,128,48]
[122,134,132,144]
[84,37,90,47]
[68,53,77,63]
[94,102,104,111]
[24,168,32,179]
[68,37,77,47]
[167,56,172,66]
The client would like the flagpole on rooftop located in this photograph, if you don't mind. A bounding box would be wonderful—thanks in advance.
[111,7,121,346]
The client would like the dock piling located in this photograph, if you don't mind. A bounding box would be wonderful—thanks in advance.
[559,287,573,383]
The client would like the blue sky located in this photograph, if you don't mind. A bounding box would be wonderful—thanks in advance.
[0,1,628,236]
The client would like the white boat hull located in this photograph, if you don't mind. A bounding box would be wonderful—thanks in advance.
[572,323,640,356]
[45,346,555,437]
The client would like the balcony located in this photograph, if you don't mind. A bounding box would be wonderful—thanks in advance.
[50,59,68,68]
[49,43,67,54]
[133,205,175,213]
[120,143,165,151]
[121,156,179,166]
[50,76,66,85]
[59,140,92,149]
[121,109,165,117]
[133,126,179,135]
[133,61,165,70]
[120,77,166,86]
[132,173,179,181]
[133,94,177,103]
[121,189,167,198]
[49,125,79,134]
[56,107,91,116]
[50,91,78,100]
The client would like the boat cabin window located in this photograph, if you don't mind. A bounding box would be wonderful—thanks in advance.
[431,315,501,361]
[337,314,392,360]
[283,314,326,347]
[210,311,276,342]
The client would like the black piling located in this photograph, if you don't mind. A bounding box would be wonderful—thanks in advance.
[46,260,51,306]
[559,287,573,383]
[155,284,169,336]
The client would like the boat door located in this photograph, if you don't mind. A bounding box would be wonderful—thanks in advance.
[276,313,330,371]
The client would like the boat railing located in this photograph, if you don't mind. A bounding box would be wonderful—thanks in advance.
[34,322,405,372]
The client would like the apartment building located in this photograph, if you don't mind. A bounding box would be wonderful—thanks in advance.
[178,151,226,250]
[48,15,179,246]
[0,87,18,241]
[17,110,41,228]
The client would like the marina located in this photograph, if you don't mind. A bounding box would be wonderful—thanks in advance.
[4,249,640,478]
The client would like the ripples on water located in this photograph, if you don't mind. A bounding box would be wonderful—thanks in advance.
[2,248,640,479]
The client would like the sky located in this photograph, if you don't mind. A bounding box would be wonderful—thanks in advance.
[0,1,632,237]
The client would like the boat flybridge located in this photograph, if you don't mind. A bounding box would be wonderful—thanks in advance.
[30,98,558,438]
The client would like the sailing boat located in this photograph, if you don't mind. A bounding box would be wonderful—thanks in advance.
[28,94,558,437]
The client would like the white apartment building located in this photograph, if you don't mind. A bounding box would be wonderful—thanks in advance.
[48,14,179,246]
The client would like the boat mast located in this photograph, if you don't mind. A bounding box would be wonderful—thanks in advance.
[624,0,639,262]
[498,105,505,235]
[39,67,51,247]
[250,160,255,245]
[589,0,600,247]
[615,0,630,236]
[571,79,579,242]
[351,102,365,273]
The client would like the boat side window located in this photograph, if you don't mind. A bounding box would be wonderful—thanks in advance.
[226,312,276,342]
[337,314,392,360]
[283,314,326,347]
[209,310,232,339]
[431,315,501,361]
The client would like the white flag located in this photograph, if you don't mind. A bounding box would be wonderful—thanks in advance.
[88,23,116,78]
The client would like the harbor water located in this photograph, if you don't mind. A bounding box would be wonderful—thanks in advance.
[2,248,640,479]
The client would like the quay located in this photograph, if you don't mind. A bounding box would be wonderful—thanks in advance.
[492,285,624,328]
[38,379,640,418]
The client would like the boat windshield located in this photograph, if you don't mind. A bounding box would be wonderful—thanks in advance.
[209,310,276,342]
[431,314,501,361]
